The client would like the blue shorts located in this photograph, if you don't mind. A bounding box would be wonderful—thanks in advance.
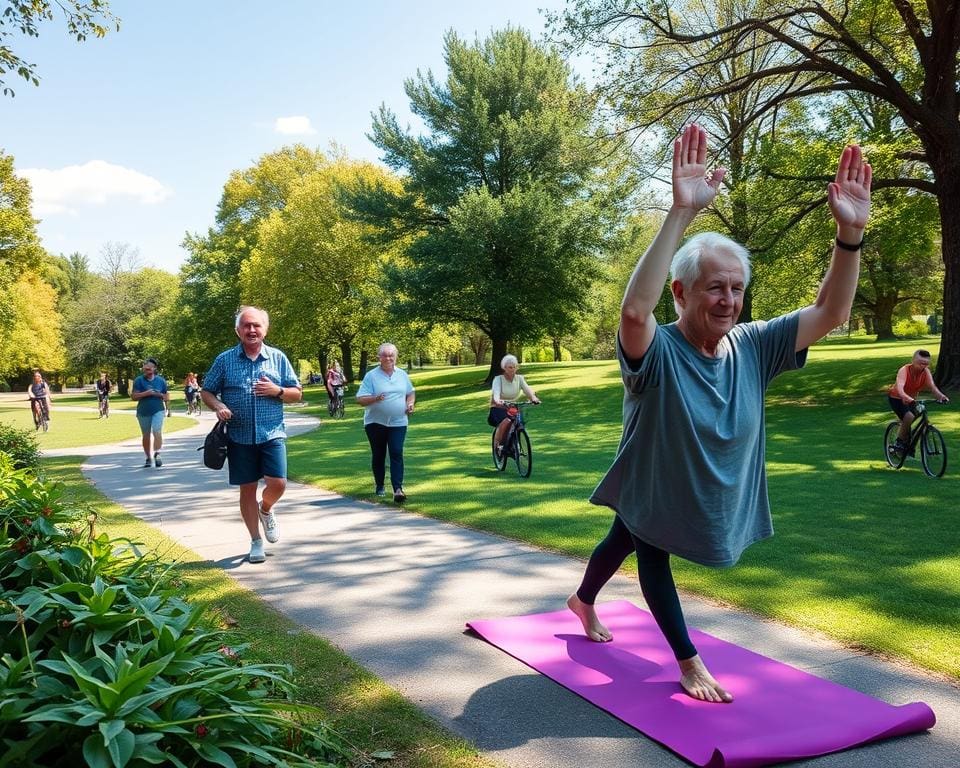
[227,438,287,486]
[137,411,165,434]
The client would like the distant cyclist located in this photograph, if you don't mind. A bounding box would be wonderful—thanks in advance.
[488,354,540,457]
[28,370,52,424]
[888,349,949,455]
[96,372,112,417]
[184,372,201,414]
[326,361,346,408]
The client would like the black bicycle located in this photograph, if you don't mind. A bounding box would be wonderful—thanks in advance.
[884,400,947,478]
[492,402,535,478]
[328,384,346,419]
[97,393,110,418]
[29,397,49,432]
[186,389,202,416]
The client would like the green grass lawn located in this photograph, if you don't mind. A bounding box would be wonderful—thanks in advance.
[41,456,498,768]
[0,404,196,449]
[287,336,960,679]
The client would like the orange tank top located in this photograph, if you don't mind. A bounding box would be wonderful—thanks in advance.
[888,364,926,399]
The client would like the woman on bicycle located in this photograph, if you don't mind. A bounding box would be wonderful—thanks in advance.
[489,354,540,457]
[184,373,201,414]
[887,349,949,455]
[28,370,52,424]
[96,372,112,417]
[326,361,346,409]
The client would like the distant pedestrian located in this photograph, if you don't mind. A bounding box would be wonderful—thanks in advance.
[131,358,169,468]
[201,306,302,564]
[356,343,415,502]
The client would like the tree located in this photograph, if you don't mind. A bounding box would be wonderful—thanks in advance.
[0,272,65,378]
[360,27,633,382]
[556,0,960,387]
[241,154,404,381]
[172,146,328,368]
[1,0,118,96]
[65,264,178,394]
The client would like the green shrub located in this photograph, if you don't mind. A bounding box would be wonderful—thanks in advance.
[525,346,573,363]
[0,456,349,767]
[0,422,41,471]
[0,379,10,392]
[893,318,929,339]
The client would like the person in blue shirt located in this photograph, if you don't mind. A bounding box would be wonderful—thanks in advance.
[201,306,302,564]
[356,343,416,502]
[567,124,871,704]
[131,358,169,468]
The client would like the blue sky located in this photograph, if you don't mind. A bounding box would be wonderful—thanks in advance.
[5,0,577,274]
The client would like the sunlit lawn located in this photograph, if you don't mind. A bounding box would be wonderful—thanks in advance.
[0,404,196,449]
[288,336,960,678]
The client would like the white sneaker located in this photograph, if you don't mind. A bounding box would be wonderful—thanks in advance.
[258,502,279,543]
[248,538,266,564]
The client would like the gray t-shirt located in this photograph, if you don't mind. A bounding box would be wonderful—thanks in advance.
[590,311,807,567]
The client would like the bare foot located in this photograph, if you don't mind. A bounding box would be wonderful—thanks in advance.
[678,654,733,703]
[567,594,613,642]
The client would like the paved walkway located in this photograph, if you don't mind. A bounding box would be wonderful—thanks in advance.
[54,416,959,768]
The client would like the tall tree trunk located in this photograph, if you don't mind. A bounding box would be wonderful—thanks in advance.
[319,349,328,380]
[932,158,960,389]
[340,341,354,381]
[873,293,899,341]
[117,369,129,397]
[552,337,561,362]
[358,349,369,380]
[486,337,508,384]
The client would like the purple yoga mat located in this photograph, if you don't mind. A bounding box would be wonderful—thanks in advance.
[466,600,935,768]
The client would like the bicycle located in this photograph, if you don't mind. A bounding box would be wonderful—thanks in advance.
[98,394,110,418]
[328,384,346,419]
[186,393,202,416]
[29,397,49,432]
[884,400,948,478]
[491,401,536,478]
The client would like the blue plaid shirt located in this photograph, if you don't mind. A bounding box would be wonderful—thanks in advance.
[203,343,300,445]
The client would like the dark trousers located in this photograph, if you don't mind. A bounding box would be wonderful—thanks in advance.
[364,423,407,491]
[576,514,697,661]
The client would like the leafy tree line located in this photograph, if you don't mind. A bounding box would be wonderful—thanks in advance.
[2,19,946,393]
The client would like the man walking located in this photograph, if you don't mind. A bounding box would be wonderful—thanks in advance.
[201,306,302,563]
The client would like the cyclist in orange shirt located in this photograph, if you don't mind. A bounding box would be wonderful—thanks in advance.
[888,349,949,455]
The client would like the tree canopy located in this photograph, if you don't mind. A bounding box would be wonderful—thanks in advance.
[0,0,118,96]
[556,0,960,387]
[360,26,633,380]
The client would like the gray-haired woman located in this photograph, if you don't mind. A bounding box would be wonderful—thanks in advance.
[488,354,540,457]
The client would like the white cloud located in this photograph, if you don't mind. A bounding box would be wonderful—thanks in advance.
[19,161,173,216]
[274,116,317,135]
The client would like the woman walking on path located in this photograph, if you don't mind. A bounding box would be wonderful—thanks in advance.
[356,343,416,503]
[567,124,871,704]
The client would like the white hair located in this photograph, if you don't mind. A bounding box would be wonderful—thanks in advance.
[377,343,398,356]
[670,232,751,315]
[235,306,270,330]
[501,354,518,368]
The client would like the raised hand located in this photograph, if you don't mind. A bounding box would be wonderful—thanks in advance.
[827,144,871,231]
[672,124,727,212]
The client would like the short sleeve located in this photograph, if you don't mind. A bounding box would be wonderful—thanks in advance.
[749,310,807,384]
[204,355,225,397]
[616,326,664,395]
[356,372,374,398]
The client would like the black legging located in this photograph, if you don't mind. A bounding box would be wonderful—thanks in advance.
[576,514,697,661]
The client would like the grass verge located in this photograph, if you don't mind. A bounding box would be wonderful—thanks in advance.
[41,455,499,768]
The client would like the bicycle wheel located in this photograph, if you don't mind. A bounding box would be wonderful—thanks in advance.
[103,400,109,418]
[40,410,48,432]
[492,431,507,471]
[515,429,532,477]
[32,406,41,431]
[335,397,345,418]
[884,422,906,469]
[920,426,947,478]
